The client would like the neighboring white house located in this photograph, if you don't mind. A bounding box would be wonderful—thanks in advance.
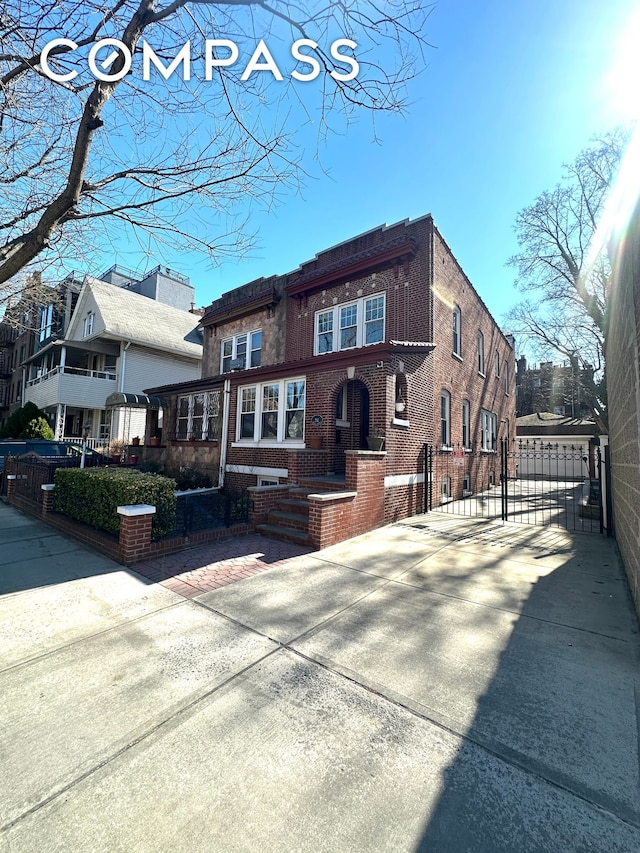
[23,277,203,445]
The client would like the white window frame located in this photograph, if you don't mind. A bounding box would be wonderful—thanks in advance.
[453,305,462,357]
[481,409,497,452]
[83,311,95,338]
[221,329,262,373]
[441,390,451,449]
[235,377,306,445]
[258,477,279,487]
[39,304,53,342]
[176,390,222,441]
[504,362,510,395]
[462,399,471,450]
[495,350,500,378]
[314,293,385,355]
[477,331,485,376]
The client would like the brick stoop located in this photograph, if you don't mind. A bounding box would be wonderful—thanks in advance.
[257,476,346,544]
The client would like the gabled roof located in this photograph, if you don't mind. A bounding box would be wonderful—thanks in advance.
[68,278,203,359]
[516,412,596,435]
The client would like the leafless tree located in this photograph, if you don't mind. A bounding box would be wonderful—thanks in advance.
[506,128,630,429]
[0,0,432,302]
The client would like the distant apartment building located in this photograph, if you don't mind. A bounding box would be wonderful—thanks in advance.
[515,356,594,418]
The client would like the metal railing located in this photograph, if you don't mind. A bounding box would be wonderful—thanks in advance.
[26,366,117,387]
[159,490,250,540]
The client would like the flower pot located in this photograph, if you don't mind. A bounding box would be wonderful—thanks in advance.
[131,437,140,446]
[307,435,323,449]
[111,454,121,463]
[366,435,385,451]
[128,454,138,465]
[149,437,160,447]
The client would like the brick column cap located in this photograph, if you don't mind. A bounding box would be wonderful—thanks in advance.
[6,475,17,480]
[41,484,55,492]
[117,504,156,517]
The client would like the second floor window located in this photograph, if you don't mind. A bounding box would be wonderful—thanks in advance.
[477,331,485,375]
[221,330,262,373]
[39,304,53,342]
[453,305,461,356]
[315,293,385,355]
[83,312,94,338]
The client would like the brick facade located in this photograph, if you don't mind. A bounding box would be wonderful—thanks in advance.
[147,214,515,545]
[607,199,640,616]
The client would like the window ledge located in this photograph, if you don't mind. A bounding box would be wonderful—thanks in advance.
[452,351,463,362]
[336,419,351,428]
[231,441,305,450]
[441,445,453,452]
[478,372,486,379]
[391,417,410,428]
[480,449,497,454]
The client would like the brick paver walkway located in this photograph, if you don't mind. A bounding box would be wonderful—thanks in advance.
[133,535,314,598]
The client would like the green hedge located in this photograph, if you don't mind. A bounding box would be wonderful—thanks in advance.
[53,468,177,538]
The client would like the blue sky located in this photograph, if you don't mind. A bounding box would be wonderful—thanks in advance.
[94,0,639,341]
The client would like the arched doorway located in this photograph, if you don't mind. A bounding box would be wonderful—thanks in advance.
[333,379,370,473]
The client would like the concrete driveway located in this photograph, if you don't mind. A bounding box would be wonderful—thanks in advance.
[1,502,639,852]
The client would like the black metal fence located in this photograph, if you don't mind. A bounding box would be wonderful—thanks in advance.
[425,439,605,533]
[160,489,250,539]
[4,456,81,503]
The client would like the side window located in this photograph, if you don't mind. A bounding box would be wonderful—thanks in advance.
[441,390,451,447]
[462,399,470,449]
[453,305,461,356]
[477,331,485,375]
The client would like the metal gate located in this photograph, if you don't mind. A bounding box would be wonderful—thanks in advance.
[424,439,608,533]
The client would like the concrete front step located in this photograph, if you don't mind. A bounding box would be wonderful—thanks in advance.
[296,475,347,493]
[256,523,310,545]
[267,510,309,532]
[278,498,310,516]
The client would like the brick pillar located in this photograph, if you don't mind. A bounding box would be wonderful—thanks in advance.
[117,504,156,566]
[41,483,55,515]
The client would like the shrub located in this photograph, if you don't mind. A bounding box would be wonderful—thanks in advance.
[0,401,49,438]
[54,468,177,538]
[20,416,55,440]
[170,466,212,491]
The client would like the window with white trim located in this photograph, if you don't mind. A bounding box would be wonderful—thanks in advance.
[477,331,485,375]
[504,362,510,395]
[495,350,500,377]
[82,312,94,338]
[237,378,305,443]
[314,293,385,355]
[176,389,221,440]
[221,330,262,373]
[441,390,451,448]
[462,399,470,449]
[453,305,462,356]
[481,409,497,451]
[39,304,53,342]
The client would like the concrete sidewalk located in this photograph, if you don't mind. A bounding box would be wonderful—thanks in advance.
[1,502,639,852]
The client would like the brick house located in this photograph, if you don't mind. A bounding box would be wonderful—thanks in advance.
[145,215,516,547]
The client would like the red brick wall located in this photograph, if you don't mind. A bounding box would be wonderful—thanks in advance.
[285,216,434,363]
[431,227,516,453]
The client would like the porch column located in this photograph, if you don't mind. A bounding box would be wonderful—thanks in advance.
[59,345,66,371]
[55,403,66,440]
